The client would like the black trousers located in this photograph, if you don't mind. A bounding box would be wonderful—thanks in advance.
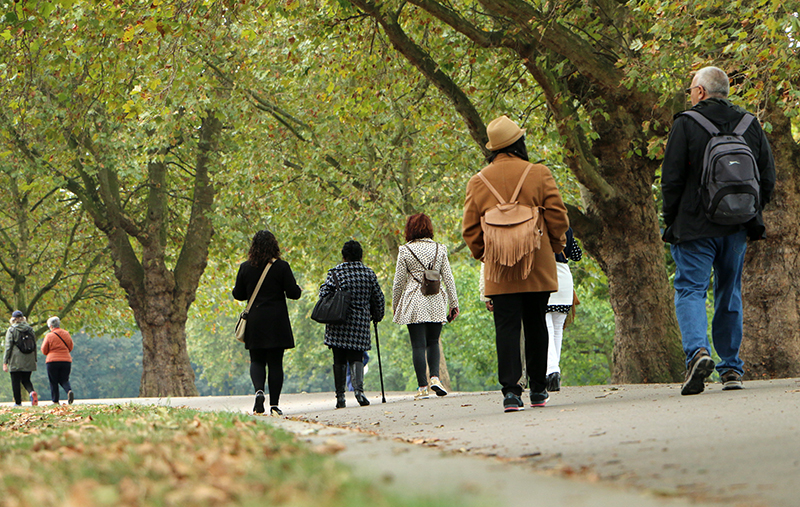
[492,292,550,396]
[407,323,442,387]
[331,347,363,365]
[9,371,35,405]
[249,348,285,407]
[46,361,73,403]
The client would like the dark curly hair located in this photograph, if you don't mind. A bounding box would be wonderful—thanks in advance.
[248,230,280,268]
[341,240,363,262]
[405,213,434,242]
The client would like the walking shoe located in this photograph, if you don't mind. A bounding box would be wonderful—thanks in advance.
[67,390,74,405]
[546,372,561,392]
[503,392,525,412]
[270,406,283,416]
[414,387,430,400]
[430,377,448,396]
[720,370,744,391]
[530,390,549,407]
[253,390,265,414]
[29,391,38,407]
[681,348,715,396]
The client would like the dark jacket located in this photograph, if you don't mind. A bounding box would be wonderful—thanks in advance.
[4,322,37,372]
[661,98,776,244]
[321,261,385,351]
[233,259,302,350]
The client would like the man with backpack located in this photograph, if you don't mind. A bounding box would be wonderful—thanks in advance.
[3,310,39,406]
[662,66,776,396]
[462,115,569,412]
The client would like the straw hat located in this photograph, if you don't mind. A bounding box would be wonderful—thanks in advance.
[485,115,525,151]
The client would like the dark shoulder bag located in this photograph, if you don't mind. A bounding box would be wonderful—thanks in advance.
[405,243,441,296]
[311,270,352,324]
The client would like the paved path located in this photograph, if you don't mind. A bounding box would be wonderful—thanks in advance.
[6,378,798,507]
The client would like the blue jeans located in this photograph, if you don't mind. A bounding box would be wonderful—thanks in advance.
[671,231,747,375]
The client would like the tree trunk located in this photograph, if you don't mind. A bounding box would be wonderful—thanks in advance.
[139,312,197,397]
[574,201,684,383]
[741,109,800,379]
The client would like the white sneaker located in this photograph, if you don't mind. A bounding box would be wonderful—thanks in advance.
[414,387,430,400]
[429,377,448,396]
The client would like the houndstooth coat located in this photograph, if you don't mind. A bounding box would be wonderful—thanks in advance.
[320,261,385,351]
[392,238,459,325]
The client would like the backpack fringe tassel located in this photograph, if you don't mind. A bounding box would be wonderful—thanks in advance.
[482,218,540,282]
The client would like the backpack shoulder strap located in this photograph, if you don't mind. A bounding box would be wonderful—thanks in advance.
[404,244,428,270]
[733,113,755,136]
[681,110,720,136]
[510,164,533,202]
[477,171,507,204]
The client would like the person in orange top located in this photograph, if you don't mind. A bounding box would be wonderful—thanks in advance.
[40,316,75,405]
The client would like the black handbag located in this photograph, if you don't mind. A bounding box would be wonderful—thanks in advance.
[311,270,352,324]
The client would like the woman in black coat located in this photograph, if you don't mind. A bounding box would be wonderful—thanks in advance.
[320,240,385,409]
[233,230,301,415]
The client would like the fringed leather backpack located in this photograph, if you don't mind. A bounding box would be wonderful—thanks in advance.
[478,164,544,282]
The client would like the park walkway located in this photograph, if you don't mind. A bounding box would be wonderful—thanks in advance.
[6,378,797,506]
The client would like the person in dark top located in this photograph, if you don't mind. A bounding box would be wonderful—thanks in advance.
[320,240,385,409]
[233,230,302,415]
[661,66,775,395]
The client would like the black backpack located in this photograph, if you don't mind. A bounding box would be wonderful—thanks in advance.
[681,110,760,225]
[13,327,36,354]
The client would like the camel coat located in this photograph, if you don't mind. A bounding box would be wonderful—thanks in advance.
[462,153,569,296]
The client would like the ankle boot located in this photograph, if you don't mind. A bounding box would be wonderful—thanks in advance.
[350,361,370,406]
[333,364,347,409]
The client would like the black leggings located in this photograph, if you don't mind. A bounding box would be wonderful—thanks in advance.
[9,371,35,405]
[331,347,364,365]
[249,348,285,407]
[407,323,442,387]
[47,362,73,403]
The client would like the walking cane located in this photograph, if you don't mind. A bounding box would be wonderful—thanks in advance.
[373,321,387,403]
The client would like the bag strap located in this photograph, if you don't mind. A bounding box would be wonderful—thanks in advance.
[52,329,69,349]
[477,164,533,204]
[245,260,274,313]
[681,110,720,136]
[405,243,437,271]
[733,113,755,136]
[510,164,533,202]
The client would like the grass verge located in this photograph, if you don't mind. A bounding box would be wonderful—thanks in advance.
[0,404,442,507]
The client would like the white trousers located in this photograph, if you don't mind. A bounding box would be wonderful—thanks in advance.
[546,312,568,375]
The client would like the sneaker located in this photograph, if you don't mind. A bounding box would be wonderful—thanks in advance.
[681,348,715,396]
[503,392,525,412]
[530,390,549,407]
[720,370,744,391]
[270,406,283,416]
[29,391,38,407]
[429,377,448,397]
[546,372,561,392]
[414,387,430,400]
[67,390,74,405]
[253,390,265,414]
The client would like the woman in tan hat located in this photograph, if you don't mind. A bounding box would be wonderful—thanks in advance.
[461,115,569,413]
